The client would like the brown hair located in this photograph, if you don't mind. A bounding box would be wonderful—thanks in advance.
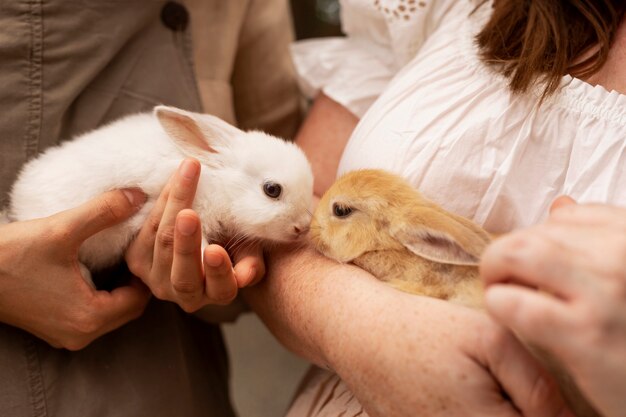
[475,0,625,99]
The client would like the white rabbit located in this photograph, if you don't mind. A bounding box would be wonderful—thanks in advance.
[9,106,313,284]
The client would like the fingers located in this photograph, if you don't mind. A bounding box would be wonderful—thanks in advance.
[170,210,205,312]
[203,245,238,304]
[233,243,265,287]
[60,188,146,246]
[38,277,151,351]
[549,196,576,214]
[127,178,172,272]
[480,230,583,299]
[485,285,574,350]
[125,158,201,288]
[90,277,151,339]
[151,159,200,281]
[549,202,626,229]
[485,329,573,417]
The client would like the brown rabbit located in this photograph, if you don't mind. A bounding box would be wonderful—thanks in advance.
[310,169,600,417]
[310,169,491,308]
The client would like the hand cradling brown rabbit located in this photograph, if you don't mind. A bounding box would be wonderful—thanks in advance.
[310,169,600,417]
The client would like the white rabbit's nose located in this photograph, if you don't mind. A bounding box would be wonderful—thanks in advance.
[293,225,310,236]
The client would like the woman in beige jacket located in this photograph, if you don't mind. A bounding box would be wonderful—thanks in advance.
[0,1,300,416]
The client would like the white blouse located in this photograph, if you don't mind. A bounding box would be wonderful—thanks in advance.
[291,0,626,233]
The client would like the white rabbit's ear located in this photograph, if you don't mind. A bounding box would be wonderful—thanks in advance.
[390,207,491,266]
[154,106,242,158]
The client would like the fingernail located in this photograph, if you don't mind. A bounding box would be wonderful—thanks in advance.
[205,251,223,268]
[177,215,197,236]
[180,159,199,180]
[248,267,257,284]
[122,188,147,208]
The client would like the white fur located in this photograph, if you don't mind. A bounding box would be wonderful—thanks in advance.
[9,106,313,272]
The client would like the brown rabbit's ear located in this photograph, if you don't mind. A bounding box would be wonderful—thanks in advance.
[390,207,490,266]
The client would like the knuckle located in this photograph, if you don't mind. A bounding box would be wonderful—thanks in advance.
[179,300,203,313]
[499,230,533,253]
[48,218,74,244]
[490,231,539,267]
[62,337,92,351]
[151,286,171,301]
[170,189,190,205]
[148,215,161,235]
[209,288,237,305]
[96,197,127,222]
[68,309,102,337]
[156,227,176,249]
[527,373,558,411]
[175,242,198,257]
[126,258,147,278]
[483,325,512,351]
[128,301,149,320]
[172,279,201,295]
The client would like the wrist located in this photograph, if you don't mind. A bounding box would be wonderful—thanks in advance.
[244,245,371,367]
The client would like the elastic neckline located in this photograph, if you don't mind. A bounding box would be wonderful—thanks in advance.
[456,2,626,127]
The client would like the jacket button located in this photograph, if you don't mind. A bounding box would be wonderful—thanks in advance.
[161,2,189,32]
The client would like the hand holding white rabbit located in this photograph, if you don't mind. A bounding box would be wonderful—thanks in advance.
[10,106,314,313]
[125,158,264,312]
[0,189,150,350]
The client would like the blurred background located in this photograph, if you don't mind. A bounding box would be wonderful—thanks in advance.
[223,2,341,417]
[291,0,342,39]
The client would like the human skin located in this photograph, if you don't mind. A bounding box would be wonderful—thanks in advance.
[123,93,568,416]
[125,158,264,313]
[0,189,150,350]
[122,94,356,310]
[482,197,626,417]
[239,94,570,417]
[0,159,261,352]
[481,16,626,416]
[121,89,624,416]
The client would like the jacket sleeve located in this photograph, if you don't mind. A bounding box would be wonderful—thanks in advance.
[230,0,303,140]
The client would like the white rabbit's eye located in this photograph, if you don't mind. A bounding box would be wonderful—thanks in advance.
[263,181,282,199]
[333,203,353,218]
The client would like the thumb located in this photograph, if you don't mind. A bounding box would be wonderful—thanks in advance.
[483,330,573,417]
[92,277,152,336]
[56,188,146,246]
[549,195,576,215]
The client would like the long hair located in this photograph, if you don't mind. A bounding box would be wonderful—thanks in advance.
[475,0,625,99]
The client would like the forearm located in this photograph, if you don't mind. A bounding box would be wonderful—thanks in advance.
[295,93,359,196]
[243,245,497,417]
[242,244,446,372]
[242,245,377,367]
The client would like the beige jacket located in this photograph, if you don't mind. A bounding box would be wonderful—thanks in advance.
[0,1,301,416]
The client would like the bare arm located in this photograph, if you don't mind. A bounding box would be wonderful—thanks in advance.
[242,94,569,417]
[295,93,359,197]
[244,241,568,417]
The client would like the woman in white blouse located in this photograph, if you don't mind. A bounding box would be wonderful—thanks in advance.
[250,0,625,416]
[150,0,625,416]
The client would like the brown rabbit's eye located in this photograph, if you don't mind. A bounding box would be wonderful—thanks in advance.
[333,203,353,218]
[263,182,282,199]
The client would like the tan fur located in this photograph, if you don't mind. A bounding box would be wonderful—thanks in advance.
[311,169,488,308]
[353,249,484,308]
[312,169,599,417]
